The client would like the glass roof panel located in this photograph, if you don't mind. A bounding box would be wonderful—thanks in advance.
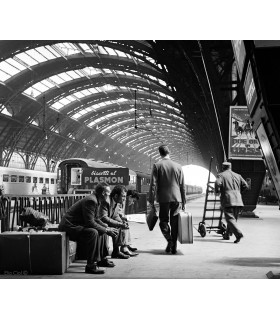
[32,82,50,92]
[35,46,57,60]
[58,73,73,82]
[0,69,10,81]
[6,58,26,71]
[16,52,38,66]
[0,61,19,75]
[28,49,48,63]
[49,75,65,84]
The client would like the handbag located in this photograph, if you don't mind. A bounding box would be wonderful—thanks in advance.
[146,203,158,231]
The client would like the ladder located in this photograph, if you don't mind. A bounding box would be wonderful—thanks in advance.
[198,157,226,237]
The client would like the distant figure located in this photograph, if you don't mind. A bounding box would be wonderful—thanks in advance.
[215,162,249,243]
[148,145,186,254]
[0,185,7,221]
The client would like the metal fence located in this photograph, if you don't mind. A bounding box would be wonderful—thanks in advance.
[0,194,88,232]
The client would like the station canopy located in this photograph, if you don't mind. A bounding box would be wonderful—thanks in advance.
[0,40,234,174]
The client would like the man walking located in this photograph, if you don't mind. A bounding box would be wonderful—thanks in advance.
[215,162,249,243]
[148,145,186,254]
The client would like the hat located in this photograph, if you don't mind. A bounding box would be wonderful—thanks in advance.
[222,162,232,170]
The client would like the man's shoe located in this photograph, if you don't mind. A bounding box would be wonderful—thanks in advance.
[85,264,105,274]
[171,245,177,254]
[111,251,130,259]
[97,259,115,268]
[165,241,172,253]
[121,249,138,257]
[234,234,244,244]
[128,245,137,252]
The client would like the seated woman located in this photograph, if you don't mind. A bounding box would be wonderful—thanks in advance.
[98,185,138,258]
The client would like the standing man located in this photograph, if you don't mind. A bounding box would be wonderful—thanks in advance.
[148,145,186,254]
[215,162,249,243]
[58,182,118,274]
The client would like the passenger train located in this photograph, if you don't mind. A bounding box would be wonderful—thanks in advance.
[0,166,57,195]
[0,158,203,196]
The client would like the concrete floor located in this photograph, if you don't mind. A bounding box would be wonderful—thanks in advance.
[1,196,280,279]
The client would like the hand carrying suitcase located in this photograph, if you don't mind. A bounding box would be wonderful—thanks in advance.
[177,210,193,244]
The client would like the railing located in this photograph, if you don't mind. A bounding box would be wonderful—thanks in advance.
[0,194,89,232]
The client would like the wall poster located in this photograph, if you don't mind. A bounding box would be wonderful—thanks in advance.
[228,106,262,160]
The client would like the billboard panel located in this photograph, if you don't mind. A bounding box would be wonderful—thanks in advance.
[256,122,280,199]
[244,61,258,115]
[81,167,129,188]
[228,106,262,160]
[231,40,246,79]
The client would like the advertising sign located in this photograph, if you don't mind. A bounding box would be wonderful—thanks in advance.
[81,167,129,188]
[256,122,280,199]
[228,106,262,160]
[244,61,258,115]
[71,168,82,185]
[231,40,246,79]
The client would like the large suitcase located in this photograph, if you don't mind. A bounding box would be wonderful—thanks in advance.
[0,231,67,275]
[177,211,193,244]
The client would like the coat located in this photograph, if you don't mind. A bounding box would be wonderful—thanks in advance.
[215,169,249,208]
[148,158,186,204]
[58,194,108,234]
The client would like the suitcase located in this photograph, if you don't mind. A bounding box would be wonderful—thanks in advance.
[177,211,193,244]
[0,231,67,275]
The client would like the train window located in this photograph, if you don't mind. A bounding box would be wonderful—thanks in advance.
[3,174,9,182]
[26,176,31,183]
[39,177,43,183]
[11,175,17,182]
[51,178,54,184]
[19,176,24,182]
[45,178,49,184]
[33,177,38,183]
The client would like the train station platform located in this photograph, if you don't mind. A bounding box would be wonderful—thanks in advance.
[1,196,280,280]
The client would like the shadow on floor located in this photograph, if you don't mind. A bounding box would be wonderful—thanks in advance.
[136,249,184,255]
[214,257,280,267]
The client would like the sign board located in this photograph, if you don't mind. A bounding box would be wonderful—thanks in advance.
[244,61,258,115]
[228,106,262,160]
[256,122,280,199]
[81,167,129,188]
[231,40,246,79]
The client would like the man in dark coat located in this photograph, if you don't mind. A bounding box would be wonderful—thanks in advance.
[215,162,249,243]
[58,183,118,274]
[148,145,186,254]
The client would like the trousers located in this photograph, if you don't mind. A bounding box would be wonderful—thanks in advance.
[159,202,181,245]
[224,206,243,238]
[59,221,108,266]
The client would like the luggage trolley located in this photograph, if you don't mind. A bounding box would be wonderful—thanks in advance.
[198,157,227,237]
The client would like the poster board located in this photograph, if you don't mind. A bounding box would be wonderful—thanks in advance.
[256,122,280,199]
[228,106,262,160]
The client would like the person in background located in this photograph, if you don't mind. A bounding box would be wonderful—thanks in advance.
[117,189,139,252]
[148,145,186,254]
[215,162,249,243]
[58,182,118,274]
[99,185,138,258]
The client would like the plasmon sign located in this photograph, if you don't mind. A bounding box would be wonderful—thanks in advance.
[82,167,129,187]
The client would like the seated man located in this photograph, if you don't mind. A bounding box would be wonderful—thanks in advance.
[118,189,139,252]
[58,182,118,274]
[98,185,138,258]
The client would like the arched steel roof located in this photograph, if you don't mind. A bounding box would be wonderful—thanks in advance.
[0,40,234,174]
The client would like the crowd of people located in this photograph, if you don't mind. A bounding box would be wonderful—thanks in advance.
[58,144,249,275]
